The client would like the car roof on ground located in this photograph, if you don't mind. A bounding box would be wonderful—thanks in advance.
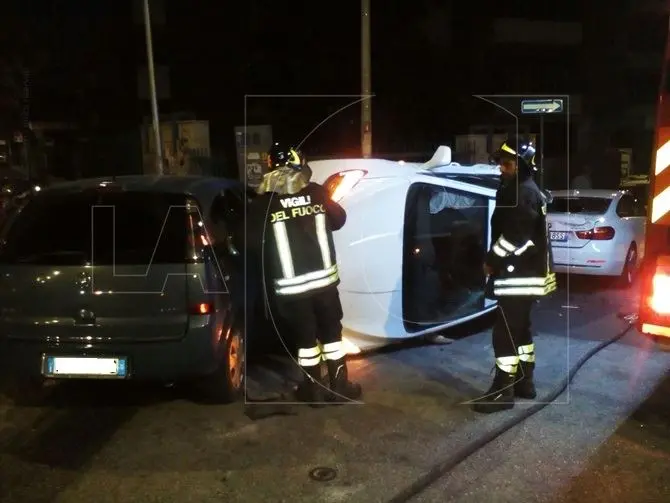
[550,189,622,199]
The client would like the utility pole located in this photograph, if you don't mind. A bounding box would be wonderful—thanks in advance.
[22,67,30,179]
[143,0,163,174]
[361,0,372,158]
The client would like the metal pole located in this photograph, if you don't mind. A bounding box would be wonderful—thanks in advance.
[143,0,163,174]
[361,0,372,158]
[539,115,544,190]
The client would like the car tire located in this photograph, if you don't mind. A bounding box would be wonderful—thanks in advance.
[619,244,638,288]
[195,324,245,404]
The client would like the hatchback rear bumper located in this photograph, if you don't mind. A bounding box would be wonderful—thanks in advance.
[0,326,220,382]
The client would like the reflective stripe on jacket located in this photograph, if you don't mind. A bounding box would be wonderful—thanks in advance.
[487,175,555,298]
[248,171,346,298]
[493,272,557,296]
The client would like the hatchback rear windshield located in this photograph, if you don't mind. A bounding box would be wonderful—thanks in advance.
[547,197,612,215]
[0,190,189,265]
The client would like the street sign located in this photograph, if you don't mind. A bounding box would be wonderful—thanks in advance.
[521,99,563,114]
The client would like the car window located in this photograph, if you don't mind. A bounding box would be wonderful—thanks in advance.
[616,195,635,217]
[0,191,188,265]
[547,197,612,214]
[632,196,647,217]
[403,183,489,329]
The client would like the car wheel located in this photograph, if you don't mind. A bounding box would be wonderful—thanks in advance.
[196,324,245,404]
[619,244,638,288]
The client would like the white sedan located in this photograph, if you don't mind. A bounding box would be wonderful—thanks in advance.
[308,146,500,353]
[547,189,646,286]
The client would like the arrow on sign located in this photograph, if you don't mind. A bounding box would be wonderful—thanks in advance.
[521,99,563,114]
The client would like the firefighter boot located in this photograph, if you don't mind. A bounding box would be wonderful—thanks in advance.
[515,344,536,399]
[471,357,518,414]
[294,364,325,406]
[326,358,362,403]
[515,361,536,399]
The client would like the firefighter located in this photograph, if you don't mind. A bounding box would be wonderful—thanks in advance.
[248,142,362,404]
[471,135,557,414]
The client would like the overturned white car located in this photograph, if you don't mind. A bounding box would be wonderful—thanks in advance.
[309,146,501,353]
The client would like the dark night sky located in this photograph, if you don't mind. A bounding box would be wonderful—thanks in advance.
[1,0,664,164]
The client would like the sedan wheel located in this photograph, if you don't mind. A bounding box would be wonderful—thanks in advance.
[620,245,637,287]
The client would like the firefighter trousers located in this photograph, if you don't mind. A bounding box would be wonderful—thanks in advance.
[492,297,534,360]
[273,287,346,367]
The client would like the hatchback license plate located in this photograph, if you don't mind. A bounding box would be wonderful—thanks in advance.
[44,356,128,378]
[550,231,568,242]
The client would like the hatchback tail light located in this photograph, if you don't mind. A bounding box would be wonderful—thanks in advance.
[190,302,213,315]
[575,226,615,240]
[324,170,367,202]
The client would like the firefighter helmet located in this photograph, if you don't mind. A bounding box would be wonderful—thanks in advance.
[268,142,303,171]
[492,135,537,171]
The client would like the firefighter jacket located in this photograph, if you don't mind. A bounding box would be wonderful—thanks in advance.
[485,173,556,297]
[247,166,346,298]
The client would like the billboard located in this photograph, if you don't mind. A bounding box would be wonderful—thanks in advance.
[141,120,210,175]
[234,125,272,188]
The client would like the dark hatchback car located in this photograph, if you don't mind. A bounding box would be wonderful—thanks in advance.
[0,175,247,404]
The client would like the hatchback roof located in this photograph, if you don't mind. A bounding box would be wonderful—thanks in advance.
[39,175,242,200]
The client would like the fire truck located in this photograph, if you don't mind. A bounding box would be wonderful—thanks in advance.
[638,12,670,349]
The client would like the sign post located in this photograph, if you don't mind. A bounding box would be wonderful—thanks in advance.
[520,98,565,190]
[361,0,372,158]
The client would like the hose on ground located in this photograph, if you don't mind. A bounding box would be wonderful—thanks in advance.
[386,315,636,503]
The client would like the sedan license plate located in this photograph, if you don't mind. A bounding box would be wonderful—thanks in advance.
[43,356,128,378]
[550,231,568,242]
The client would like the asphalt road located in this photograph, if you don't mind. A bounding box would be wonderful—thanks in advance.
[0,275,667,503]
